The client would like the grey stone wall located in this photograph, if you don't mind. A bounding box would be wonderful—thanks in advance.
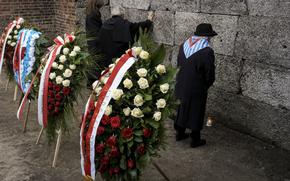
[76,0,290,150]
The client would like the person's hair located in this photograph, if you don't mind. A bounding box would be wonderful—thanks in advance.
[111,6,125,17]
[86,0,104,16]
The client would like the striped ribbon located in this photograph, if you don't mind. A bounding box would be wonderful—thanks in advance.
[37,33,75,128]
[0,17,24,74]
[80,53,136,180]
[183,36,209,59]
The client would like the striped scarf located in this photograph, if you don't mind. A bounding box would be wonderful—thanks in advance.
[183,36,209,59]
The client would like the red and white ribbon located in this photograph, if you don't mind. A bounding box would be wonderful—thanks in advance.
[37,33,75,128]
[80,53,136,179]
[0,17,24,74]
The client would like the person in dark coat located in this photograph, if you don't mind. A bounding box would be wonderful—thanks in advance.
[174,23,217,148]
[86,0,104,85]
[98,6,154,68]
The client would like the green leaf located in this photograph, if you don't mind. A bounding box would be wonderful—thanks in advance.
[142,107,152,114]
[128,140,134,148]
[147,120,160,129]
[120,156,127,170]
[129,169,138,178]
[134,136,143,143]
[134,130,143,136]
[144,94,152,101]
[150,44,166,66]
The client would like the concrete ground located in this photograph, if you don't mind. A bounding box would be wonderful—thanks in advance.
[0,75,290,181]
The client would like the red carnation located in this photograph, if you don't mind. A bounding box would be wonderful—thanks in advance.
[55,101,61,106]
[98,164,108,174]
[127,159,135,169]
[96,143,105,153]
[48,98,55,104]
[89,101,95,110]
[97,126,105,136]
[136,144,146,155]
[54,107,60,114]
[63,87,71,96]
[48,82,53,88]
[109,168,114,176]
[48,90,54,97]
[110,116,121,129]
[114,167,120,174]
[121,128,133,139]
[86,113,92,121]
[143,128,152,138]
[101,115,110,125]
[106,135,117,147]
[100,155,110,165]
[48,104,54,111]
[55,93,62,101]
[110,146,119,158]
[54,85,62,92]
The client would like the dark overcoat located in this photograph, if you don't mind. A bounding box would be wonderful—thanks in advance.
[175,46,215,131]
[98,16,152,68]
[86,11,103,84]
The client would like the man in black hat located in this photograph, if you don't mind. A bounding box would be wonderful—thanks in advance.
[174,23,217,148]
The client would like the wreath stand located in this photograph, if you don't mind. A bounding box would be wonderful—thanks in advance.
[5,79,9,91]
[22,100,31,133]
[35,126,63,168]
[13,85,18,101]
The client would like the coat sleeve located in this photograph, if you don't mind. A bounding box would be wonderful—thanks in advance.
[204,49,215,89]
[129,20,153,40]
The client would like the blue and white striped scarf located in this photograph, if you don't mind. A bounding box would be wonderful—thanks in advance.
[183,36,209,59]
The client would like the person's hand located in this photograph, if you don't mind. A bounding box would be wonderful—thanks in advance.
[148,11,156,22]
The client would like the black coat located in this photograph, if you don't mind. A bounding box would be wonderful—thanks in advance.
[175,46,215,131]
[98,16,152,68]
[86,11,102,54]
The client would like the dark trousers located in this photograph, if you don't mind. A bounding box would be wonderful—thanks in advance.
[174,123,201,141]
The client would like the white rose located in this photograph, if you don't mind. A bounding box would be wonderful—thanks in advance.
[137,78,149,89]
[109,64,115,73]
[123,78,133,89]
[160,83,170,94]
[52,62,58,69]
[14,30,18,34]
[156,99,166,109]
[123,107,131,116]
[131,108,144,118]
[69,64,76,70]
[8,35,12,39]
[156,64,166,74]
[115,58,120,64]
[112,89,124,100]
[92,80,99,89]
[69,51,77,57]
[55,76,63,84]
[132,47,142,57]
[134,94,144,107]
[153,111,162,121]
[63,69,73,78]
[105,105,112,116]
[13,20,17,24]
[73,46,81,52]
[13,35,18,39]
[94,86,102,95]
[58,64,64,70]
[62,79,70,87]
[63,48,70,55]
[7,40,11,45]
[41,58,46,63]
[137,68,148,77]
[10,42,16,47]
[101,76,109,84]
[59,55,67,63]
[16,25,21,29]
[49,72,56,80]
[139,50,150,60]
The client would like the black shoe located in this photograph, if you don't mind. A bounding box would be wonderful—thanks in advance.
[190,139,206,148]
[176,133,190,141]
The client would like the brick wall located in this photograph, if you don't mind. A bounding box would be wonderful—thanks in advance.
[54,0,76,35]
[0,0,77,38]
[0,0,56,37]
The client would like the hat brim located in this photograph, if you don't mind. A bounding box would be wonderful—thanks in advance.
[194,31,218,37]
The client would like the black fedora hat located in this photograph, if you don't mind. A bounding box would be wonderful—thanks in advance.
[194,23,218,37]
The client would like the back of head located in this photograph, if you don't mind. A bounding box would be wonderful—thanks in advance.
[111,6,125,17]
[86,0,104,15]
